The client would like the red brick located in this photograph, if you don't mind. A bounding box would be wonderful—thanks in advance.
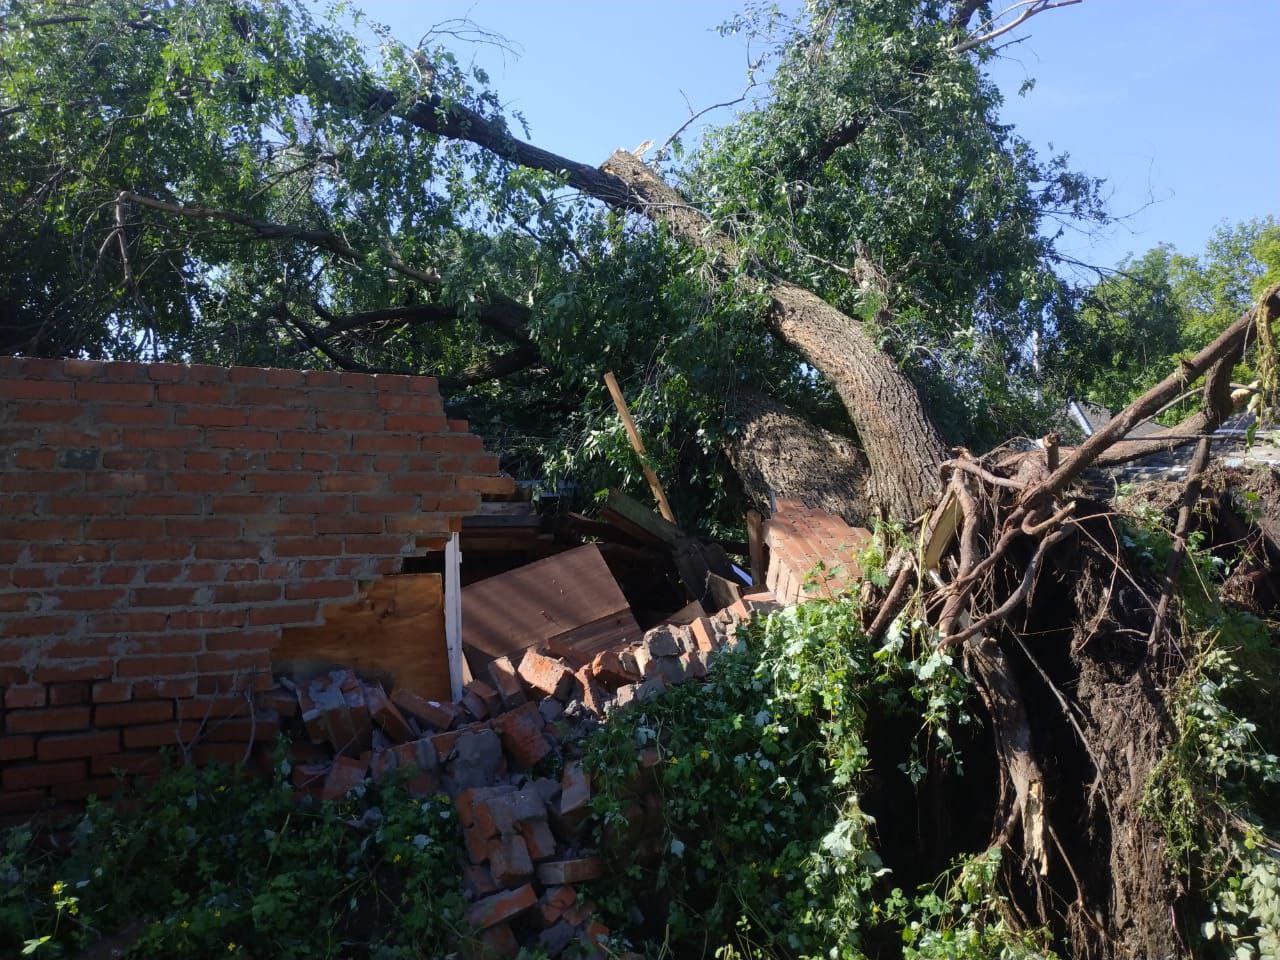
[75,382,154,402]
[96,404,169,425]
[212,583,281,604]
[517,650,574,699]
[0,735,35,762]
[5,706,90,733]
[131,587,203,607]
[4,684,46,709]
[285,579,355,601]
[88,611,168,633]
[492,703,553,769]
[92,752,166,776]
[114,655,196,679]
[466,884,537,930]
[52,777,129,803]
[84,518,166,540]
[458,475,516,494]
[364,683,412,741]
[192,742,252,766]
[121,427,201,448]
[130,494,203,515]
[131,677,198,699]
[175,696,250,721]
[157,383,227,404]
[35,660,112,682]
[2,614,78,638]
[122,722,201,749]
[389,473,455,494]
[52,588,127,611]
[487,657,527,709]
[13,449,56,468]
[272,538,334,558]
[48,682,90,706]
[536,857,602,885]
[246,603,316,626]
[194,540,260,560]
[95,700,174,726]
[93,681,132,703]
[391,689,460,730]
[3,760,86,791]
[0,379,74,400]
[343,535,408,556]
[318,410,381,430]
[37,730,121,761]
[206,428,278,449]
[323,755,369,800]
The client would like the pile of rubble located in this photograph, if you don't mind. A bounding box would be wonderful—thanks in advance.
[266,590,780,958]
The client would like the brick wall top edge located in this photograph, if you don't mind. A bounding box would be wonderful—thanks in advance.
[0,356,439,395]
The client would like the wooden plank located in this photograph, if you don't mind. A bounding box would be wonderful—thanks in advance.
[461,543,633,664]
[603,371,679,524]
[275,574,450,701]
[544,609,643,669]
[605,489,684,544]
[667,599,708,625]
[445,532,464,701]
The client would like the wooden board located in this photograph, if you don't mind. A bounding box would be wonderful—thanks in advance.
[461,543,635,669]
[545,609,644,669]
[274,573,450,701]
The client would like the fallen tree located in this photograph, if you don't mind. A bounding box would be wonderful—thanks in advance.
[4,3,1279,958]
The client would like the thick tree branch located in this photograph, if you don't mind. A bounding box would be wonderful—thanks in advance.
[118,190,360,260]
[440,345,540,392]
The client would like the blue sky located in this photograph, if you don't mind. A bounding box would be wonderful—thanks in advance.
[358,0,1278,272]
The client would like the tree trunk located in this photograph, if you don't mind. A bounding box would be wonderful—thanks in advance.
[726,389,871,525]
[598,151,948,519]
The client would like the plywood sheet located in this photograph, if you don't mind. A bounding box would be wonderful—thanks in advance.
[274,573,450,701]
[461,544,633,667]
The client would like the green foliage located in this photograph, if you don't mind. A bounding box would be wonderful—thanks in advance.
[1062,217,1280,413]
[582,597,1036,959]
[0,754,467,959]
[685,0,1108,444]
[884,848,1056,960]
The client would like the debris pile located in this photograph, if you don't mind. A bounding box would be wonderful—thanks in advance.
[266,589,779,958]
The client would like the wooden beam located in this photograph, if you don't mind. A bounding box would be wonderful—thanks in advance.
[605,489,684,544]
[603,371,678,524]
[746,509,765,588]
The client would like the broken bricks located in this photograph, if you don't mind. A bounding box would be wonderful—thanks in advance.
[264,584,776,960]
[491,701,553,769]
[517,648,575,700]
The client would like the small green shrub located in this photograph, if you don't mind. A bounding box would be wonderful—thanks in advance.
[0,752,467,958]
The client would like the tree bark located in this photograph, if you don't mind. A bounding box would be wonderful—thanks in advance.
[598,151,949,520]
[726,390,871,525]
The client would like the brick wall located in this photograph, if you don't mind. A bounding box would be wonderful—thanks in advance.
[0,355,512,821]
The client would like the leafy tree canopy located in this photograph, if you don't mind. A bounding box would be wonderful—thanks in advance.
[1061,217,1280,413]
[0,0,1121,522]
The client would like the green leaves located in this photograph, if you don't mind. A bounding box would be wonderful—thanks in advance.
[0,755,465,958]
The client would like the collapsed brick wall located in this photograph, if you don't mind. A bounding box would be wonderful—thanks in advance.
[0,355,511,821]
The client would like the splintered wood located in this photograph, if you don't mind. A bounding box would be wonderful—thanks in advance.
[461,544,642,673]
